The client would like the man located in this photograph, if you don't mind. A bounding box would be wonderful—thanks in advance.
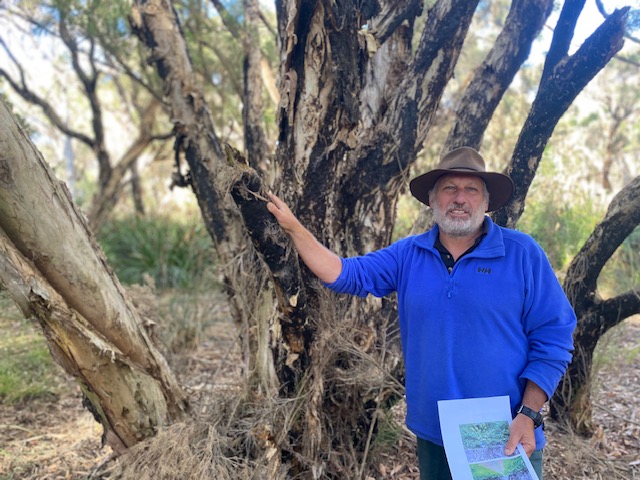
[267,146,576,480]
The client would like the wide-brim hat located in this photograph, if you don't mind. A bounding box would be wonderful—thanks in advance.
[409,146,514,212]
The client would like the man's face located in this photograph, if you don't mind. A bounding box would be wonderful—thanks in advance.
[429,174,489,238]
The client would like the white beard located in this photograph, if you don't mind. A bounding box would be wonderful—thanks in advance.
[432,201,487,237]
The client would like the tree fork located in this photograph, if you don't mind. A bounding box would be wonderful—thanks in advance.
[496,7,629,228]
[550,174,640,432]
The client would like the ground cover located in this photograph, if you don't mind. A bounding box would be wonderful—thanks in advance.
[0,290,638,479]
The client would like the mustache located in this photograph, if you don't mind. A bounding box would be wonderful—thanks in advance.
[446,204,471,215]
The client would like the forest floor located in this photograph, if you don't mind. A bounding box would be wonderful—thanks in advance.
[0,290,638,480]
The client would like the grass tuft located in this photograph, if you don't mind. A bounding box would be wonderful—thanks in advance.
[97,215,215,290]
[0,293,61,405]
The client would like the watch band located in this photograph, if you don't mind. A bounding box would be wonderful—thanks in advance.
[516,405,544,428]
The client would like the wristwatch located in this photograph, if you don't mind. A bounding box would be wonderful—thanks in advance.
[516,405,544,428]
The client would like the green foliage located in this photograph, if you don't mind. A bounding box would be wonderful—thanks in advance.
[469,456,527,479]
[0,293,61,404]
[517,190,602,273]
[600,225,640,294]
[97,215,215,289]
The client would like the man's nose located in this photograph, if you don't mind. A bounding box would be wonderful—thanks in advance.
[452,190,468,203]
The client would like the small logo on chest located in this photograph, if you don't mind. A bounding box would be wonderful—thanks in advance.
[477,267,492,275]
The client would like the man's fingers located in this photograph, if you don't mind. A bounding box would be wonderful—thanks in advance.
[267,192,283,208]
[504,438,517,456]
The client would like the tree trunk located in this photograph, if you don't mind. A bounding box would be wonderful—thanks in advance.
[128,0,634,476]
[2,0,635,476]
[550,175,640,434]
[130,0,480,474]
[0,98,188,453]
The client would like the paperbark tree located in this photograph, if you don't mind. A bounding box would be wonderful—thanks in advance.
[1,0,637,477]
[549,176,640,435]
[0,99,188,454]
[126,0,633,475]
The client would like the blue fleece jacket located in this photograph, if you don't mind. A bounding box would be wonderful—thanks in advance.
[326,218,576,449]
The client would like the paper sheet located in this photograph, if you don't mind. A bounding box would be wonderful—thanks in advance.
[438,396,539,480]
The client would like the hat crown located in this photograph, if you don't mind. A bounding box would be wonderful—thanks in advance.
[437,147,486,173]
[409,146,514,212]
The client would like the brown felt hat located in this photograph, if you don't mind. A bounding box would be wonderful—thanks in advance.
[409,146,514,212]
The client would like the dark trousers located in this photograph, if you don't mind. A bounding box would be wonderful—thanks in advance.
[416,438,452,480]
[416,437,544,480]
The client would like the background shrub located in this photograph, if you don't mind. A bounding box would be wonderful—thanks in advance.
[97,215,214,290]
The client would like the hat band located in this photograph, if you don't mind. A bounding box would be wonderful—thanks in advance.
[449,166,483,172]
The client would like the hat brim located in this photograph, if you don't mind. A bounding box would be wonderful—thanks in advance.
[409,169,514,212]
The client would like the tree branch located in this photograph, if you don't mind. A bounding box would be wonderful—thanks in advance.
[564,174,640,305]
[593,288,640,332]
[541,0,586,80]
[413,0,481,145]
[348,0,480,199]
[226,145,307,320]
[130,0,308,330]
[210,0,242,39]
[368,0,423,45]
[596,0,640,44]
[0,38,96,147]
[494,7,629,228]
[58,11,112,186]
[444,0,554,151]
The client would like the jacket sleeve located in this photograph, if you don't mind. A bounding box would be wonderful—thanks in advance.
[324,241,404,298]
[519,239,577,400]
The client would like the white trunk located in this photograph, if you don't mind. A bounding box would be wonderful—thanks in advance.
[0,99,188,453]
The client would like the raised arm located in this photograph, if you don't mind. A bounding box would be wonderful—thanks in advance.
[266,193,343,284]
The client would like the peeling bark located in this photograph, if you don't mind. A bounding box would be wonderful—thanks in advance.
[0,98,188,452]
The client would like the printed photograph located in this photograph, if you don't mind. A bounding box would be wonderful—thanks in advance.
[460,420,512,463]
[468,456,534,480]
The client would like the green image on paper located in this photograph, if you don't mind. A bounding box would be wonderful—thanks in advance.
[468,456,533,480]
[460,420,511,463]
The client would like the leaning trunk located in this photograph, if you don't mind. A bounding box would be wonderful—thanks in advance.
[0,99,188,453]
